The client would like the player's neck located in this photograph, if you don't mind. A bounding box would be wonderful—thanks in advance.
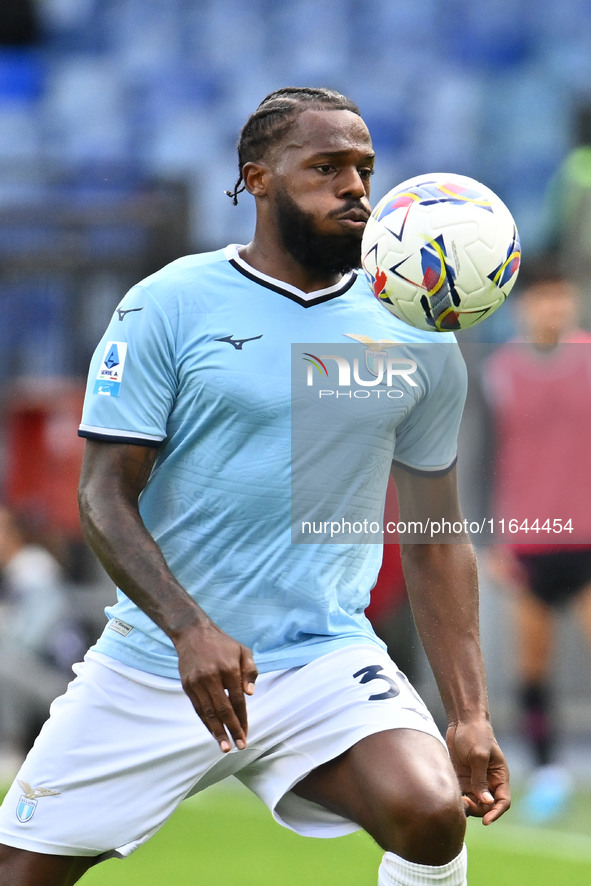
[239,240,347,294]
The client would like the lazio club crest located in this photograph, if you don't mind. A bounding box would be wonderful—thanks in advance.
[16,781,60,823]
[343,334,399,378]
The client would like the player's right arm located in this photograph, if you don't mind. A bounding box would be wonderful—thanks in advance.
[78,438,258,752]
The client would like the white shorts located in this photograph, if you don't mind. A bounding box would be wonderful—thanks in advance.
[0,644,444,859]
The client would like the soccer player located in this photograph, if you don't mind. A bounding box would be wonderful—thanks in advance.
[0,87,510,886]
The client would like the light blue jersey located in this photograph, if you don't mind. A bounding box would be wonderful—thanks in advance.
[79,245,467,677]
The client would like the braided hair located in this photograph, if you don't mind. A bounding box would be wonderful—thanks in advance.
[225,87,362,205]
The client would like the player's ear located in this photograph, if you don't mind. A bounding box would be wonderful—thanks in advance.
[242,161,271,197]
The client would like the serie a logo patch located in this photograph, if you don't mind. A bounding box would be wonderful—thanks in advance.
[93,341,128,397]
[16,781,60,823]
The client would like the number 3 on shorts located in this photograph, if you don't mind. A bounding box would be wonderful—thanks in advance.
[353,664,400,700]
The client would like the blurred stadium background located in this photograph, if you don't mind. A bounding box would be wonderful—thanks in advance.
[2,1,591,880]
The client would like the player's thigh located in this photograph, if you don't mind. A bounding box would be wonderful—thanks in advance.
[294,728,465,856]
[0,654,223,858]
[0,844,94,886]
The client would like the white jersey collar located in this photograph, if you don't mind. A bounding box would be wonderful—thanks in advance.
[225,243,358,305]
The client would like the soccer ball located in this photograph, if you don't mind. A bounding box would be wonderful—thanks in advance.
[361,172,521,332]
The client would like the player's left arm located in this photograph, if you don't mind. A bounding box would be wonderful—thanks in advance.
[391,461,511,825]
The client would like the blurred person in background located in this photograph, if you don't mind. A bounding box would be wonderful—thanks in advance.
[0,505,83,763]
[481,258,591,822]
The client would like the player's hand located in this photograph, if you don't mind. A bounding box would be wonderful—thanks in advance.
[446,718,511,825]
[174,621,258,754]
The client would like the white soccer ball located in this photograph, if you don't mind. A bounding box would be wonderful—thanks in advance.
[361,172,521,332]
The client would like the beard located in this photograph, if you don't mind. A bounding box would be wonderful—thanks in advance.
[274,187,363,276]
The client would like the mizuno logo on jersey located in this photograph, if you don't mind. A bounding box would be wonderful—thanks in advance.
[117,307,144,321]
[215,334,263,350]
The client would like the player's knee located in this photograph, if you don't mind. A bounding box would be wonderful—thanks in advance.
[377,782,466,865]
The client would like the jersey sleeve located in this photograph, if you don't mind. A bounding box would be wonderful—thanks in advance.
[392,343,467,475]
[78,284,177,446]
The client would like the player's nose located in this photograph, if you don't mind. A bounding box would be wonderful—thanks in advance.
[337,166,368,199]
